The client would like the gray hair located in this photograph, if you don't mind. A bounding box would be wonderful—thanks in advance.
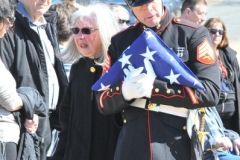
[59,2,120,66]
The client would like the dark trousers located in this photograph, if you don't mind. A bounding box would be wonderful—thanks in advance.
[0,142,17,160]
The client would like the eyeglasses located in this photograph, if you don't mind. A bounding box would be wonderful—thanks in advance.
[118,19,130,24]
[71,27,98,35]
[209,28,225,35]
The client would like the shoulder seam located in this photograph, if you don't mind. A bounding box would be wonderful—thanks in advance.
[173,17,198,30]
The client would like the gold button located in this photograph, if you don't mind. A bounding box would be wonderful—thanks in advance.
[178,90,181,94]
[183,126,187,130]
[156,23,161,29]
[116,86,119,91]
[176,18,181,22]
[123,119,127,124]
[90,67,95,73]
[110,89,112,92]
[166,89,171,94]
[155,88,159,93]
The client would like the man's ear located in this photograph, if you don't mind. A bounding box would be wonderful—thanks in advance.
[185,8,191,15]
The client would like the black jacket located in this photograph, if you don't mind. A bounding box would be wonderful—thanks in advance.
[52,57,120,160]
[218,47,240,133]
[17,87,47,160]
[0,9,68,160]
[95,9,220,160]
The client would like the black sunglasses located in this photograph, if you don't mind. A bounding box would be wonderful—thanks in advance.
[209,28,225,35]
[71,27,98,35]
[118,19,130,24]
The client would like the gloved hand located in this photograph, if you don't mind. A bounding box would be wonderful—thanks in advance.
[142,58,157,97]
[122,59,156,101]
[122,65,144,101]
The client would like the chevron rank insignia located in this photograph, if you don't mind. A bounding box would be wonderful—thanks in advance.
[197,38,215,64]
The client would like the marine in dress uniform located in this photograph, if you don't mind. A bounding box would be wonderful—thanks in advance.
[95,0,221,159]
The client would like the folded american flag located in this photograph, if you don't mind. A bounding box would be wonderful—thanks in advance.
[92,28,205,91]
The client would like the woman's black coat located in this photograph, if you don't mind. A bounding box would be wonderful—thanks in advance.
[52,57,120,160]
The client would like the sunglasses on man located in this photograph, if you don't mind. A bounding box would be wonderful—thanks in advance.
[209,28,225,35]
[118,19,130,24]
[71,27,98,35]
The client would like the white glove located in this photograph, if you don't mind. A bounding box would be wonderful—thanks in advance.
[132,59,156,98]
[122,65,144,101]
[122,60,156,101]
[143,58,157,89]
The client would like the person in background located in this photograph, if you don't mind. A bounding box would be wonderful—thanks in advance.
[204,18,240,133]
[110,4,131,30]
[203,107,240,160]
[46,3,77,158]
[0,0,68,159]
[49,2,78,80]
[51,3,120,160]
[0,1,47,159]
[94,0,220,159]
[181,0,207,25]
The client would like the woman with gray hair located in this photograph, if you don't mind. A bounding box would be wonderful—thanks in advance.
[51,3,121,160]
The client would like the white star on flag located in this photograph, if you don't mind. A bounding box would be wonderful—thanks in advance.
[118,53,132,68]
[140,46,157,61]
[98,83,111,91]
[165,69,180,84]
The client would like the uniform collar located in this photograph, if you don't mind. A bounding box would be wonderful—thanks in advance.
[140,7,172,33]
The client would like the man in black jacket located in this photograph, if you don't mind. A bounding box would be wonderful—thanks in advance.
[95,0,221,159]
[0,0,68,159]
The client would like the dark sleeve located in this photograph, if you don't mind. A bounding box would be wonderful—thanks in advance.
[17,87,50,138]
[233,55,240,86]
[95,82,130,115]
[0,31,15,71]
[51,64,75,160]
[17,87,46,119]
